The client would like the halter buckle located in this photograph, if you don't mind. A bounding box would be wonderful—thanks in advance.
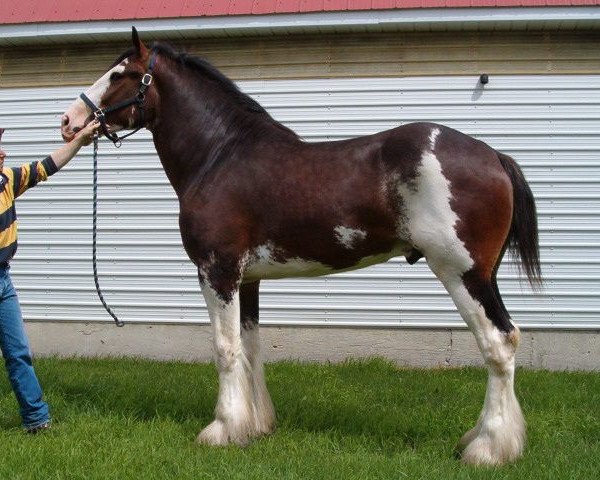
[93,109,106,121]
[141,74,153,86]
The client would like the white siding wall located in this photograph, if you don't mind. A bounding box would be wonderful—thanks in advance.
[0,75,598,329]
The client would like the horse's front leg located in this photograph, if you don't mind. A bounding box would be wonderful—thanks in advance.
[240,280,276,436]
[197,267,257,446]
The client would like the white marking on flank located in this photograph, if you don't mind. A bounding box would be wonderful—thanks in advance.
[428,126,440,150]
[397,126,473,275]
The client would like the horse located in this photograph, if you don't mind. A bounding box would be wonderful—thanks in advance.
[61,28,541,466]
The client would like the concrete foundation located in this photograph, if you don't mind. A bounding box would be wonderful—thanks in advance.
[24,322,600,371]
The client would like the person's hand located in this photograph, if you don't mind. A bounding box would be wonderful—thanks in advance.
[74,120,100,146]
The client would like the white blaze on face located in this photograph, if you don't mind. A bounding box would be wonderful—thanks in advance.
[63,60,128,130]
[83,60,128,108]
[334,226,367,249]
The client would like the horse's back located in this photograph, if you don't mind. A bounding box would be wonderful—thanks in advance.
[381,121,511,201]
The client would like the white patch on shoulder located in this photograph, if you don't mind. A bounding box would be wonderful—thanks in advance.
[397,126,473,275]
[334,226,367,249]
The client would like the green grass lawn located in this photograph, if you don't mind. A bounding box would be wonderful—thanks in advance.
[0,357,597,479]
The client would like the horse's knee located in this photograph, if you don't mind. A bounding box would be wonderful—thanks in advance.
[480,327,520,374]
[214,339,243,372]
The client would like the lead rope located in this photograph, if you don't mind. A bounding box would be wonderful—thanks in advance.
[92,135,124,327]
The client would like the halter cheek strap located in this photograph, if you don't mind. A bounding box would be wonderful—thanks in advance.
[79,50,157,147]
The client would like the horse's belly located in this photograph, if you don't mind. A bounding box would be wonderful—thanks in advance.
[243,243,410,281]
[244,257,332,280]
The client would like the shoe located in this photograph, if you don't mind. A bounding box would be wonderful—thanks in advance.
[25,421,51,434]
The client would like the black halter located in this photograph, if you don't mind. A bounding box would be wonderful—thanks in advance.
[80,51,157,147]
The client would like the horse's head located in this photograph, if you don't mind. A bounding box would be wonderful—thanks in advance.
[61,27,157,143]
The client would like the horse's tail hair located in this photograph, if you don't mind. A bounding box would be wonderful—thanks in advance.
[496,151,543,290]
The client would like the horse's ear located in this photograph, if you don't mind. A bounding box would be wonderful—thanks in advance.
[132,26,147,56]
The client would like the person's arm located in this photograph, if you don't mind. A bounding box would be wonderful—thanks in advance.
[50,119,99,171]
[4,120,100,198]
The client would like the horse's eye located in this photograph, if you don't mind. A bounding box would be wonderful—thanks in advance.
[110,72,123,81]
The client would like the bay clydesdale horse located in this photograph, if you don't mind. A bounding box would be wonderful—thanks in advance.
[61,28,541,465]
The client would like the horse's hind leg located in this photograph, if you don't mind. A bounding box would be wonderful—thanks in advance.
[239,281,276,436]
[428,257,525,465]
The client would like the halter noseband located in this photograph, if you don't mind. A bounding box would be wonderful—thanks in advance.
[80,50,157,147]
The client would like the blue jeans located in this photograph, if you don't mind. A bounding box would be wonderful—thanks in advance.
[0,266,50,428]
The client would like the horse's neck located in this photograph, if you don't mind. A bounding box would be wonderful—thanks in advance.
[150,68,292,197]
[150,74,217,193]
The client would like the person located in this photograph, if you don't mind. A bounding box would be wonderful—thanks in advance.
[0,120,99,433]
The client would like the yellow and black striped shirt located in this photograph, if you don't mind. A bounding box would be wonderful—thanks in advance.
[0,156,58,264]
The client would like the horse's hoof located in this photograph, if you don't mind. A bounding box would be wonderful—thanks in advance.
[455,425,480,454]
[455,427,525,466]
[457,438,517,466]
[258,419,276,437]
[197,420,229,446]
[254,401,276,436]
[197,419,259,447]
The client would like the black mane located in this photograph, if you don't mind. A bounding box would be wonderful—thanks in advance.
[150,43,266,115]
[146,42,297,139]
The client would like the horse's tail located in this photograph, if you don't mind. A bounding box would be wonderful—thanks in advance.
[496,151,543,290]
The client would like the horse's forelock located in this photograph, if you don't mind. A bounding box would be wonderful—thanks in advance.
[110,47,138,69]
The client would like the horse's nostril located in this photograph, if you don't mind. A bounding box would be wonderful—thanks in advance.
[62,115,69,126]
